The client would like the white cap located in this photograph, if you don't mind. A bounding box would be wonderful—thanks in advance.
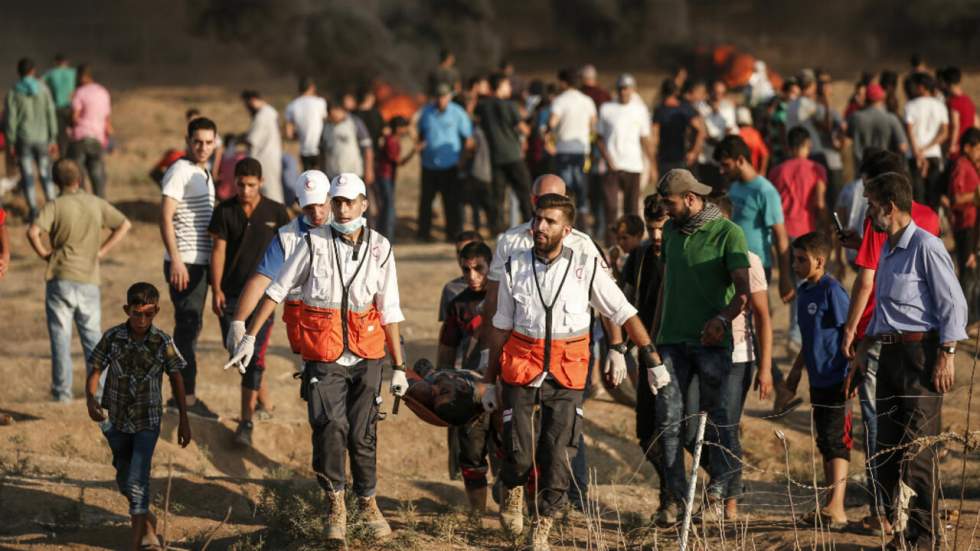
[330,173,366,200]
[296,170,330,207]
[736,106,753,126]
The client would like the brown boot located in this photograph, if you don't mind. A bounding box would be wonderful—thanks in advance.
[525,515,553,551]
[357,496,392,539]
[325,490,347,541]
[466,486,488,513]
[499,485,524,536]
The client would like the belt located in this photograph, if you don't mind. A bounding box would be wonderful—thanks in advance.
[874,331,937,345]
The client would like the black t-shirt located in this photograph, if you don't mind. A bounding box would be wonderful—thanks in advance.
[439,287,487,372]
[208,197,290,296]
[354,108,385,153]
[652,102,698,164]
[474,97,523,165]
[619,241,662,330]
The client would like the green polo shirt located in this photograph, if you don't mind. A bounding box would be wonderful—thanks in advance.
[656,217,750,346]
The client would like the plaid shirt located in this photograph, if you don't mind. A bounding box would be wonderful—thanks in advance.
[89,323,185,433]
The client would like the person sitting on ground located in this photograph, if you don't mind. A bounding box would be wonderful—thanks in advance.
[85,282,191,551]
[784,232,851,528]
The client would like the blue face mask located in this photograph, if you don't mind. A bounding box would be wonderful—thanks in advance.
[330,216,365,235]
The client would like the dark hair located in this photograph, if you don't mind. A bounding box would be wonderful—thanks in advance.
[714,196,733,217]
[458,241,492,265]
[431,372,478,425]
[76,63,92,82]
[909,53,923,68]
[535,193,576,225]
[356,85,374,104]
[330,94,348,110]
[940,66,962,86]
[713,135,751,163]
[792,232,832,260]
[615,214,645,237]
[185,107,201,120]
[53,158,81,187]
[240,89,260,102]
[298,76,315,93]
[643,194,667,221]
[187,116,217,138]
[660,78,678,100]
[454,230,483,245]
[962,127,980,148]
[127,282,160,306]
[859,148,909,180]
[466,75,486,90]
[558,68,577,86]
[54,53,67,63]
[908,72,934,94]
[16,57,34,77]
[879,70,898,90]
[439,47,453,63]
[234,157,263,179]
[681,79,705,97]
[389,115,409,130]
[489,72,509,92]
[787,126,811,150]
[865,171,913,213]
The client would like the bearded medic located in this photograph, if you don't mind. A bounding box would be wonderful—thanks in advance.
[482,193,668,550]
[226,173,405,542]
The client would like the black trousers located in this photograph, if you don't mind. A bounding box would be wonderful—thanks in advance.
[418,167,463,241]
[300,155,320,171]
[876,339,943,544]
[163,261,209,396]
[305,359,383,496]
[909,157,944,209]
[457,412,499,489]
[490,161,533,233]
[501,379,583,517]
[636,364,668,498]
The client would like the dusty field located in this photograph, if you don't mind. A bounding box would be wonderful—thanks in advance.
[0,81,979,550]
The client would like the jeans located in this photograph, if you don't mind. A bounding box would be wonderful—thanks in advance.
[655,343,736,502]
[68,138,107,198]
[45,279,102,401]
[859,341,884,512]
[555,153,587,211]
[217,294,273,390]
[163,262,209,396]
[104,426,160,515]
[16,140,57,219]
[375,177,396,243]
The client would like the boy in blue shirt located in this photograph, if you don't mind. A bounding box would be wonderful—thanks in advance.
[785,232,852,528]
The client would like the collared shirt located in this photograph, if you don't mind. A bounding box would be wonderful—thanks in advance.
[868,220,968,343]
[418,102,473,170]
[88,323,185,433]
[488,220,607,282]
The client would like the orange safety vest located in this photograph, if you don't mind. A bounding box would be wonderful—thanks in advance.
[499,251,596,390]
[282,300,304,354]
[276,217,312,355]
[297,228,388,363]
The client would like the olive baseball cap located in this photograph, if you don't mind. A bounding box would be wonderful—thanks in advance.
[657,169,713,197]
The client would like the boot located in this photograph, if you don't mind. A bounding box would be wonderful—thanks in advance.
[499,485,525,536]
[357,496,392,539]
[525,515,553,551]
[325,490,347,541]
[466,486,488,513]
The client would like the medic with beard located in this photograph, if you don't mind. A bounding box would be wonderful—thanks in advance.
[482,193,664,550]
[227,173,404,543]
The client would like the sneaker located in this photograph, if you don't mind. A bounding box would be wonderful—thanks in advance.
[654,500,679,527]
[500,485,525,536]
[253,404,274,421]
[356,496,392,539]
[186,399,219,420]
[525,515,553,551]
[233,420,253,447]
[325,490,347,541]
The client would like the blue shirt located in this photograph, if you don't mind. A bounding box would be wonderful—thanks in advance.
[255,216,312,279]
[417,102,473,170]
[796,274,850,388]
[727,175,784,268]
[867,221,968,343]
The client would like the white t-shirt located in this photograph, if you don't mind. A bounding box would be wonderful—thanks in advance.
[731,251,767,363]
[550,88,596,155]
[597,100,650,174]
[285,95,328,157]
[161,159,215,265]
[904,96,949,159]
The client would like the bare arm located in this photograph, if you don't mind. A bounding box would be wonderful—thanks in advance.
[26,224,52,260]
[362,147,375,184]
[483,325,511,384]
[245,296,280,336]
[383,322,404,366]
[211,144,223,181]
[950,110,962,153]
[168,371,192,447]
[750,288,773,398]
[842,267,875,358]
[771,222,794,302]
[233,272,274,322]
[285,121,296,140]
[814,179,828,223]
[160,196,189,290]
[0,223,9,279]
[720,267,750,322]
[209,234,227,316]
[98,218,131,259]
[686,116,706,166]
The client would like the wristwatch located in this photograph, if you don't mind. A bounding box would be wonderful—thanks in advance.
[608,342,628,355]
[939,345,956,355]
[713,314,730,326]
[391,363,406,371]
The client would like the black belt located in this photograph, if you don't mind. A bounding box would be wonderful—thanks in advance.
[874,331,937,345]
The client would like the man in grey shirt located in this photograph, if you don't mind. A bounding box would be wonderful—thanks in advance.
[847,82,908,167]
[321,97,374,185]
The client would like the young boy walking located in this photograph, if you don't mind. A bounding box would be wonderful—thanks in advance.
[85,282,192,550]
[785,232,852,527]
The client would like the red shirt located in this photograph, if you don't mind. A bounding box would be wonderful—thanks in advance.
[853,202,940,338]
[948,93,977,146]
[377,134,401,181]
[949,155,979,230]
[581,85,611,110]
[767,157,826,237]
[739,126,770,174]
[0,206,6,226]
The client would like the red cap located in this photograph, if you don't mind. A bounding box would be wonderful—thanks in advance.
[867,83,886,102]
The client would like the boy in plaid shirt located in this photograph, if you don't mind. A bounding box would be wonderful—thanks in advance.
[86,282,191,550]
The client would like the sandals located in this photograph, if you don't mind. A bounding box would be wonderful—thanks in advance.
[859,514,893,536]
[799,509,847,530]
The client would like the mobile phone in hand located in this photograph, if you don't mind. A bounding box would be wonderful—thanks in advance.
[832,212,844,235]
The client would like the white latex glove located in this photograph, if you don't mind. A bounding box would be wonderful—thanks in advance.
[223,334,255,375]
[390,369,408,397]
[604,349,627,387]
[646,364,671,395]
[481,383,498,412]
[225,320,246,353]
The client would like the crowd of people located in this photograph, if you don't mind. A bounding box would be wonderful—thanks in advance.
[1,49,978,551]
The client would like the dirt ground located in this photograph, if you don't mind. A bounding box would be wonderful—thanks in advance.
[1,78,979,550]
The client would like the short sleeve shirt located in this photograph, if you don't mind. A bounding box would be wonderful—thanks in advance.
[418,102,473,170]
[285,95,328,157]
[597,100,651,173]
[161,159,215,265]
[796,275,849,388]
[653,102,697,164]
[208,197,290,296]
[550,88,597,155]
[475,97,523,165]
[731,251,768,363]
[89,323,185,433]
[949,156,980,230]
[657,217,750,345]
[904,96,949,159]
[948,94,977,146]
[767,158,826,238]
[34,190,127,285]
[727,175,784,268]
[69,83,111,145]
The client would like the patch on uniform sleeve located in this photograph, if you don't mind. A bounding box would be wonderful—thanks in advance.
[807,302,818,315]
[372,244,382,258]
[502,408,513,423]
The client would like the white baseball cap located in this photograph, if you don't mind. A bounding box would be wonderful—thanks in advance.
[296,170,330,207]
[330,173,366,200]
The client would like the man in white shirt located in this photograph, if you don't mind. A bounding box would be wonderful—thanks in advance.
[548,68,596,219]
[242,90,284,203]
[904,72,949,208]
[597,73,652,244]
[285,76,328,171]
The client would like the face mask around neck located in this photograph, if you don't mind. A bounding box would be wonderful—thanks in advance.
[330,216,365,235]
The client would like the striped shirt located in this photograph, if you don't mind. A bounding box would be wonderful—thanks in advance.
[162,158,215,265]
